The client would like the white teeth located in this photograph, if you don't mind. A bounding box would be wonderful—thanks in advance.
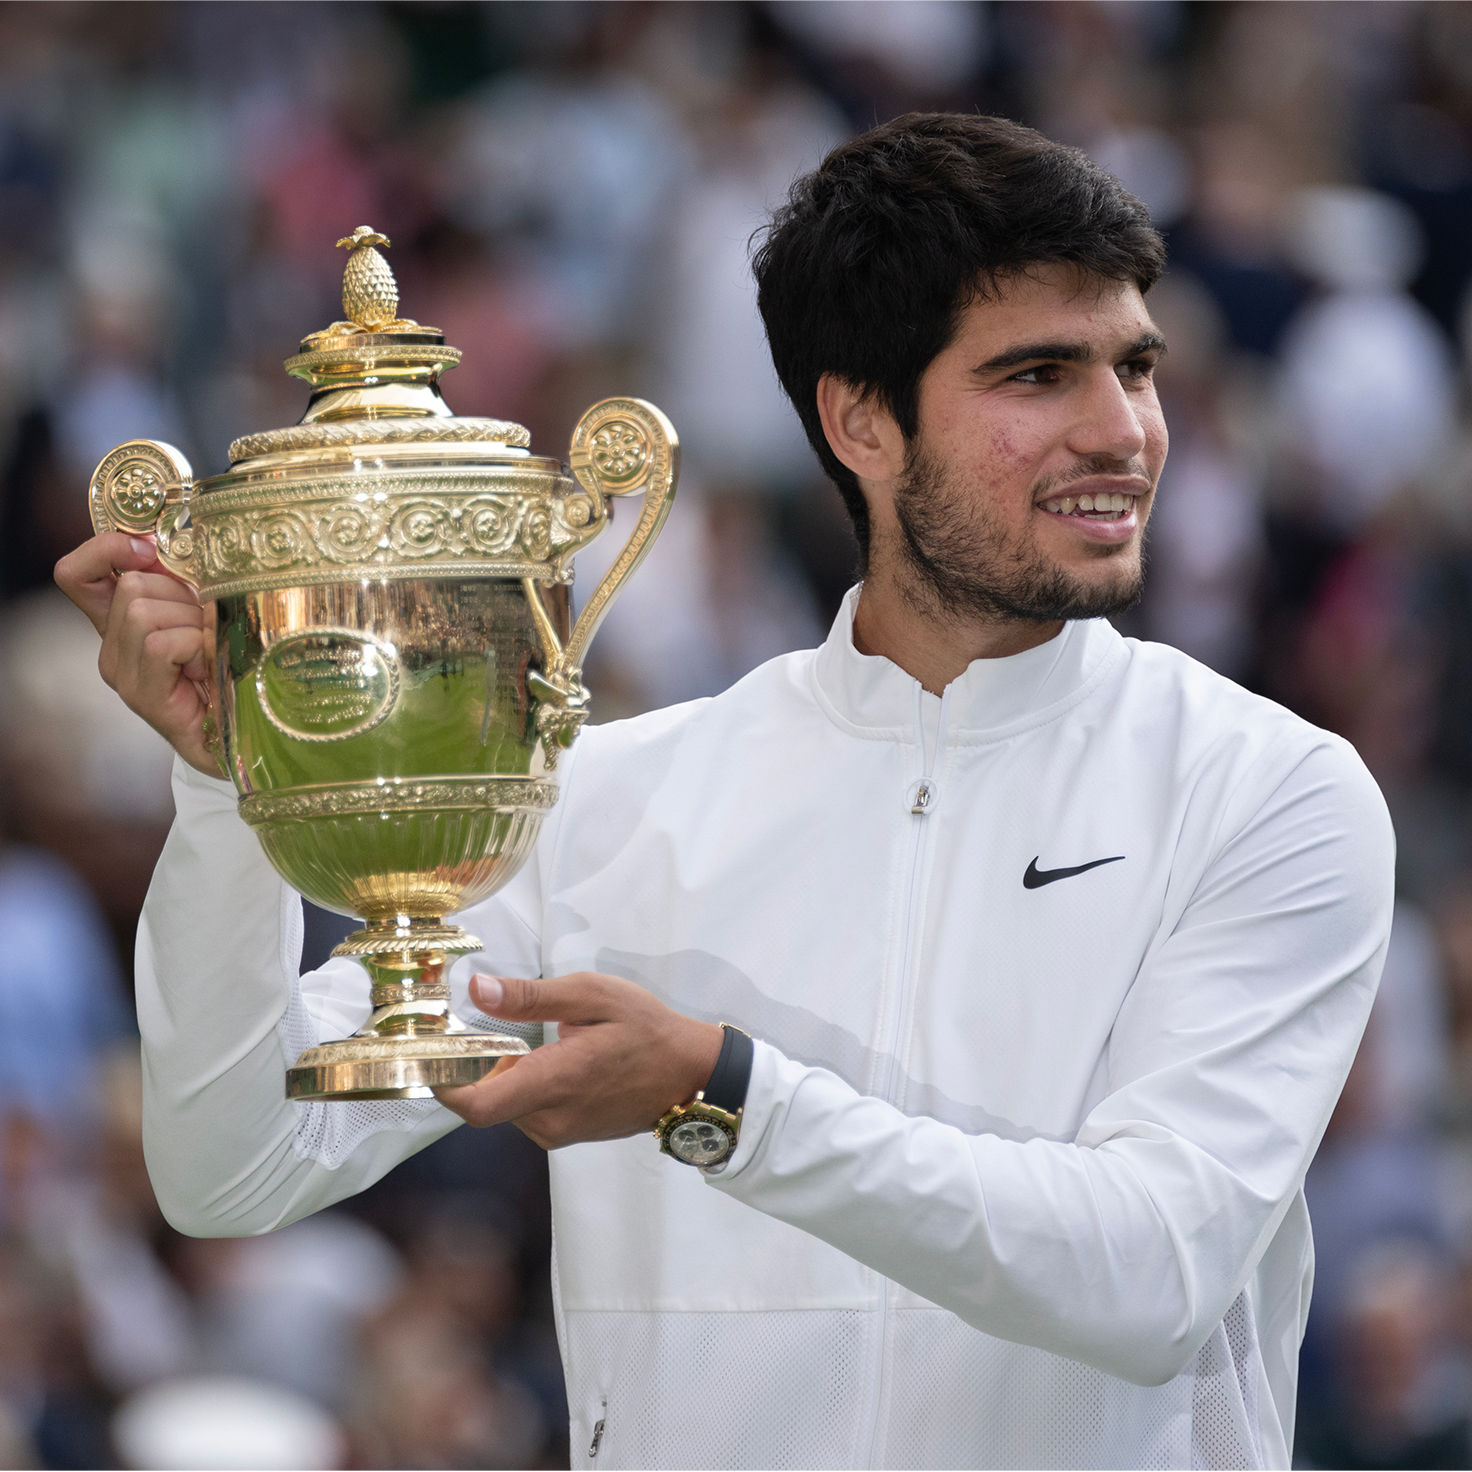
[1040,492,1136,517]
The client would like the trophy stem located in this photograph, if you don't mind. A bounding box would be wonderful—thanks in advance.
[284,916,529,1102]
[343,919,472,1040]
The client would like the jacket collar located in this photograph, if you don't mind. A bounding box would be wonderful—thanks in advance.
[811,585,1124,741]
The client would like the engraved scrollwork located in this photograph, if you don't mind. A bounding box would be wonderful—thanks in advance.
[390,500,453,556]
[172,473,598,596]
[315,503,383,562]
[521,505,553,561]
[252,511,314,570]
[462,497,524,556]
[205,518,253,576]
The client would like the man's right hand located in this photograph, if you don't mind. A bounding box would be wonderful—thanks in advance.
[55,532,224,778]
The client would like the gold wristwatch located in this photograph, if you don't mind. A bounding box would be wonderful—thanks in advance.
[655,1023,753,1167]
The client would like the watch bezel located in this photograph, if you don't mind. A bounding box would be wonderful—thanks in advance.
[656,1101,740,1166]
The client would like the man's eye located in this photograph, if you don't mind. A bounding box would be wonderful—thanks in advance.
[1011,365,1061,385]
[1118,358,1157,382]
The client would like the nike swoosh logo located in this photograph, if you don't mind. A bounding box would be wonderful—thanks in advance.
[1023,855,1125,889]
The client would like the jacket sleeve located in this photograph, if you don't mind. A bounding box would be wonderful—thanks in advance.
[707,737,1395,1386]
[136,758,544,1237]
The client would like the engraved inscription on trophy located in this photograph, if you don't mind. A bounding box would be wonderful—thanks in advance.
[256,630,401,742]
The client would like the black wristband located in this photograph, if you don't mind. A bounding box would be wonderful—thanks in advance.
[701,1023,753,1116]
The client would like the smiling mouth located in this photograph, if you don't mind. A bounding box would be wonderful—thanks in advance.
[1039,492,1136,521]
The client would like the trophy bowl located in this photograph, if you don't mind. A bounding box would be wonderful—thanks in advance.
[87,227,677,1100]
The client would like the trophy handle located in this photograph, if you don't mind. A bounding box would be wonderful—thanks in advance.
[88,438,224,770]
[563,397,679,672]
[88,439,200,587]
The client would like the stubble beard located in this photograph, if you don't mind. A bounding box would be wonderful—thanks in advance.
[891,444,1147,626]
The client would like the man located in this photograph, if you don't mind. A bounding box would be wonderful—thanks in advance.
[57,114,1393,1469]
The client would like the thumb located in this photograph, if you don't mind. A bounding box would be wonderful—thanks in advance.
[470,974,510,1014]
[470,973,542,1017]
[469,972,616,1024]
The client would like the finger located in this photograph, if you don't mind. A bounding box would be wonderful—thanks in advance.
[113,568,201,610]
[136,625,211,711]
[121,624,212,764]
[470,972,622,1026]
[54,532,166,635]
[434,1043,577,1128]
[486,1053,524,1081]
[102,573,202,670]
[104,587,209,692]
[103,594,219,774]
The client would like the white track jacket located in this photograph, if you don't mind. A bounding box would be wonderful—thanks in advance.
[137,592,1395,1469]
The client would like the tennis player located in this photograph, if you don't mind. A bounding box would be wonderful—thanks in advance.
[57,113,1393,1469]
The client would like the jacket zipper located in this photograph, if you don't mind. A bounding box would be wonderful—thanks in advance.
[863,684,951,1466]
[892,682,949,1094]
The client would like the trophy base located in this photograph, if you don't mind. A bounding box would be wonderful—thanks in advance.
[286,1031,530,1101]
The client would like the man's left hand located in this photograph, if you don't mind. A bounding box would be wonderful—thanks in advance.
[434,972,724,1150]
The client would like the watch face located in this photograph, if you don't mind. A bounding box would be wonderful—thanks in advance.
[667,1115,736,1166]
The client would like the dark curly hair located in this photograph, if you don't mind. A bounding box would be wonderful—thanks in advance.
[753,113,1166,568]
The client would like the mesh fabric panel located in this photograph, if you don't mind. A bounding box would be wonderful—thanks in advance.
[881,1298,1267,1470]
[560,1295,1273,1469]
[566,1308,870,1470]
[276,969,439,1170]
[884,1308,1178,1469]
[1190,1295,1264,1469]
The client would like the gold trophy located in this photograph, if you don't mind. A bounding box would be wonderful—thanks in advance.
[87,227,677,1101]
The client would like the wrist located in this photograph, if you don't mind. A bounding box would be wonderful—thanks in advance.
[655,1023,753,1168]
[680,1019,724,1102]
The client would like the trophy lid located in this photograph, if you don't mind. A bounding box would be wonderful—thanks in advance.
[228,227,531,463]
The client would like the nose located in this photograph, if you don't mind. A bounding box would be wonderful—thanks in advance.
[1068,370,1151,463]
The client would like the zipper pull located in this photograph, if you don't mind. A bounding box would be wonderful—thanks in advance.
[908,779,937,815]
[589,1410,606,1459]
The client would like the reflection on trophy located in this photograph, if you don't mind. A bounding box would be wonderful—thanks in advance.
[87,226,678,1101]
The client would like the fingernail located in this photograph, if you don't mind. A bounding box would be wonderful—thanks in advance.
[472,974,504,1011]
[129,537,155,558]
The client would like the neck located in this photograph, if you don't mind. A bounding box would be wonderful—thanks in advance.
[850,577,1063,695]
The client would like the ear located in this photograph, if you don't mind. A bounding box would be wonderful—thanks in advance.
[816,374,906,483]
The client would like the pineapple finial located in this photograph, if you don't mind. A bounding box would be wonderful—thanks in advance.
[336,226,399,331]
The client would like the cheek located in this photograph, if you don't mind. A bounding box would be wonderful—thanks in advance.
[1141,399,1168,465]
[981,418,1050,478]
[924,403,1064,490]
[995,429,1030,473]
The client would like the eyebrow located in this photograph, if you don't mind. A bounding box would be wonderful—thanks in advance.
[974,331,1168,374]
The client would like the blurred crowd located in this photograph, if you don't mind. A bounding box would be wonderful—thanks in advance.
[0,1,1471,1466]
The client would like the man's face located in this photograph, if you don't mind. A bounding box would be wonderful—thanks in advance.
[885,264,1167,625]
